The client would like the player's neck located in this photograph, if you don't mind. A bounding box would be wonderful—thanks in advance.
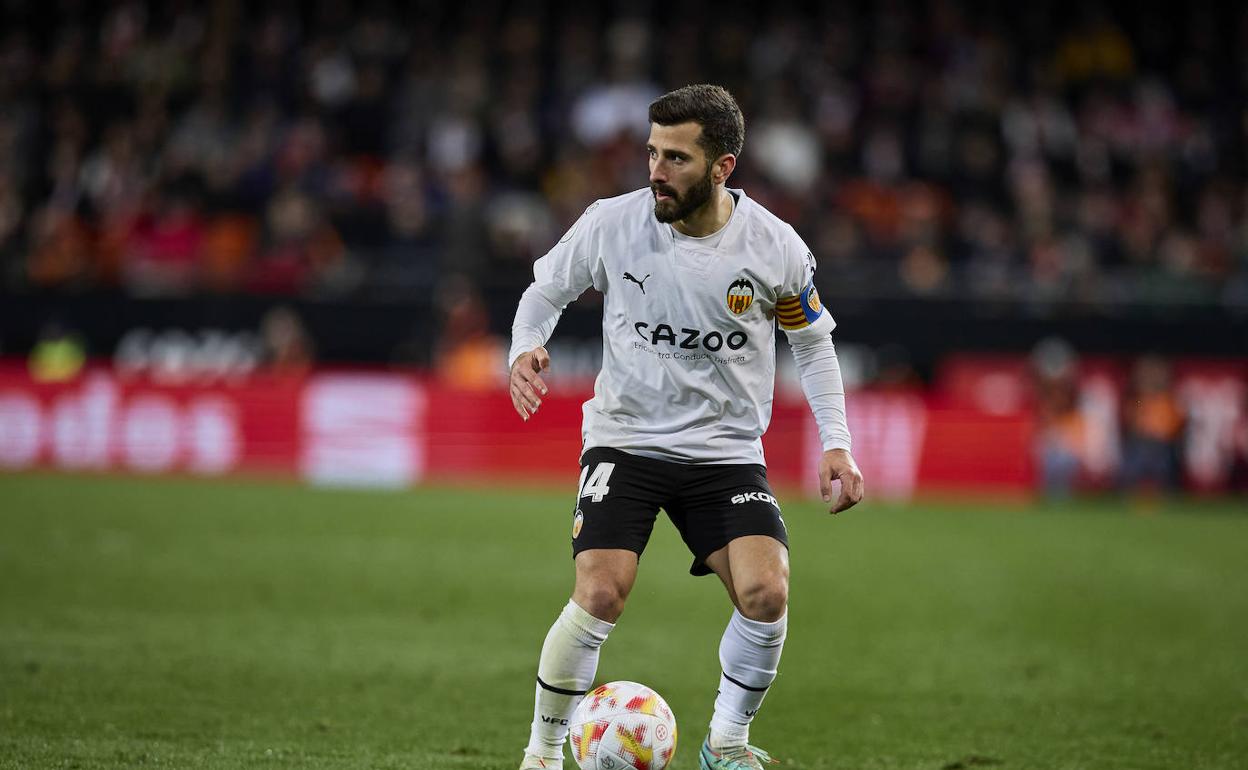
[671,185,733,238]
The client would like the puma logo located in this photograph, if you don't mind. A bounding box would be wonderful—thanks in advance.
[623,272,651,294]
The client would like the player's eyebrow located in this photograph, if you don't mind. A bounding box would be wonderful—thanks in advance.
[646,144,692,161]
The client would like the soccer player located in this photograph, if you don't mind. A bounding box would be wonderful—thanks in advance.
[509,84,864,770]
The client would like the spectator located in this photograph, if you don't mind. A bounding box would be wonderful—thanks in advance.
[26,205,91,289]
[200,213,259,291]
[0,1,1243,313]
[1229,389,1248,493]
[1031,339,1088,499]
[28,319,86,382]
[120,180,205,296]
[1119,355,1186,496]
[432,275,505,391]
[247,186,345,295]
[259,304,314,376]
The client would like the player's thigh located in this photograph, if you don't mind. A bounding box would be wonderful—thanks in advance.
[572,448,669,559]
[569,448,672,620]
[668,463,788,578]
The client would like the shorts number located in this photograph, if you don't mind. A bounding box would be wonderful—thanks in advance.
[578,462,615,503]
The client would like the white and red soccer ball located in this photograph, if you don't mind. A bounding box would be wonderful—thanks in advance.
[568,681,678,770]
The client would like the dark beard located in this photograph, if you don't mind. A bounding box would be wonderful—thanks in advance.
[652,166,714,224]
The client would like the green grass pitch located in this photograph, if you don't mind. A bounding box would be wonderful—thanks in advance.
[1,473,1245,769]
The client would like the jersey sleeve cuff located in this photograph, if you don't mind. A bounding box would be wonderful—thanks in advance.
[822,435,853,452]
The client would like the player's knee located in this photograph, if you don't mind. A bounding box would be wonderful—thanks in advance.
[737,578,788,622]
[573,582,629,622]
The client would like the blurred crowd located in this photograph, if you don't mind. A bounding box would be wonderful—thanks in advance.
[1031,338,1248,498]
[1,0,1248,310]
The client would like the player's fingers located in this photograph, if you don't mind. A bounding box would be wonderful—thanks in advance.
[516,364,549,396]
[847,469,864,502]
[851,472,865,503]
[832,487,857,514]
[514,380,542,411]
[510,380,541,413]
[818,467,833,505]
[510,388,530,421]
[832,470,864,513]
[533,346,551,372]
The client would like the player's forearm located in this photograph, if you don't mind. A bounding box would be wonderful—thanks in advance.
[508,283,566,368]
[789,335,852,452]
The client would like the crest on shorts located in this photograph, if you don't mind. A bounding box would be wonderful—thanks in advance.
[572,509,584,539]
[726,278,754,315]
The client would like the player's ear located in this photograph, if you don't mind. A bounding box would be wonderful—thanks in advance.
[713,154,736,184]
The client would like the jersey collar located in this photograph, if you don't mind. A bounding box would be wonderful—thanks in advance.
[655,187,750,250]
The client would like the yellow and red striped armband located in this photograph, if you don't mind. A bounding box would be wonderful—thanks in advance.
[775,283,824,330]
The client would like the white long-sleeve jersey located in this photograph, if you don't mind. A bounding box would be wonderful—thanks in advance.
[509,187,849,464]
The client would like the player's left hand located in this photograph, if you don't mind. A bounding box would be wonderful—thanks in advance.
[819,448,864,514]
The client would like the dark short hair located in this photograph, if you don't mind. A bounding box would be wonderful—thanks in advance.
[648,84,745,161]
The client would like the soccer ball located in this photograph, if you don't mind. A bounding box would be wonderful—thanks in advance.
[568,681,678,770]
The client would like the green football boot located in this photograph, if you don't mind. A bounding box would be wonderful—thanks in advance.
[698,737,779,769]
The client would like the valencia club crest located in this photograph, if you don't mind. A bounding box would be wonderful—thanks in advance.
[726,278,754,315]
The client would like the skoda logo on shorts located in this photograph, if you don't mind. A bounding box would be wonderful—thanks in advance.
[572,509,584,539]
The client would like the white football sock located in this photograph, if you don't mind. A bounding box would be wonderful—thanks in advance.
[524,600,615,761]
[709,609,787,749]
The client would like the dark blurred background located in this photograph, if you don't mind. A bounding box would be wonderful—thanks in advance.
[0,0,1245,497]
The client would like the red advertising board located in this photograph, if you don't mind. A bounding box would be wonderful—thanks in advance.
[0,366,430,487]
[2,359,1243,497]
[936,355,1248,492]
[0,368,302,476]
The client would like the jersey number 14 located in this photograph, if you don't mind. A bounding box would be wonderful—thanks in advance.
[578,462,616,502]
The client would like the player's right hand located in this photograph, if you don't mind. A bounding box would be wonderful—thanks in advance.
[509,346,551,421]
